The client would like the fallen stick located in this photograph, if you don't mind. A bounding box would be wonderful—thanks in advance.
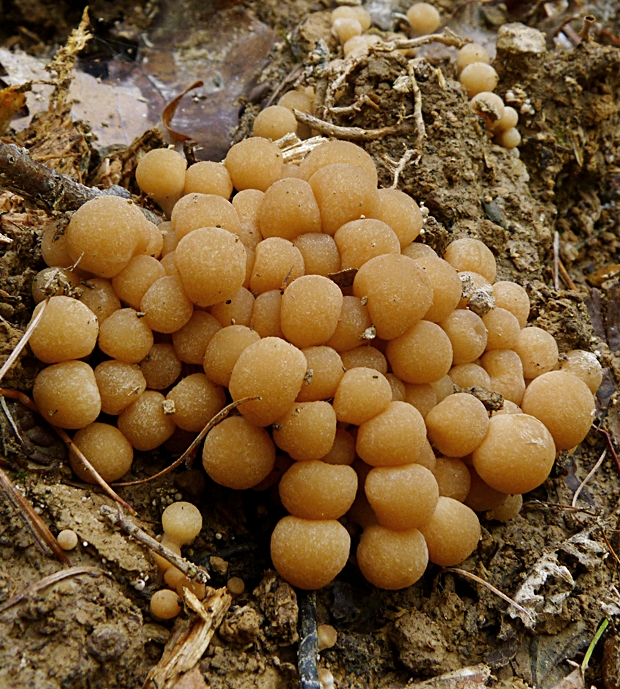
[0,142,160,223]
[100,505,209,584]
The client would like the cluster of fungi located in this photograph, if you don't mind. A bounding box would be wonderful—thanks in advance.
[25,5,600,616]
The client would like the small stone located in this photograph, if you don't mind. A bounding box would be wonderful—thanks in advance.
[497,23,546,56]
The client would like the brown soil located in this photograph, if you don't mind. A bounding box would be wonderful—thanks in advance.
[1,1,620,688]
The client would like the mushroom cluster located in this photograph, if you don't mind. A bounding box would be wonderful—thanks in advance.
[30,135,599,593]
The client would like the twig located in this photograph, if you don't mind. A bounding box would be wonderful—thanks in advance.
[406,60,426,153]
[330,94,380,116]
[599,528,620,567]
[56,427,136,514]
[100,505,209,584]
[0,298,48,384]
[0,466,70,565]
[143,587,231,689]
[444,568,535,623]
[554,231,560,290]
[0,143,160,222]
[0,387,38,412]
[113,396,259,487]
[597,427,620,473]
[265,65,304,108]
[0,386,135,513]
[372,30,468,53]
[559,258,577,290]
[572,449,607,508]
[523,500,598,517]
[0,566,107,614]
[0,394,23,440]
[279,135,327,165]
[323,53,369,115]
[292,109,409,141]
[382,148,419,189]
[298,590,321,689]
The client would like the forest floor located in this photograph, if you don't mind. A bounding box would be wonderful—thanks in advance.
[1,0,620,687]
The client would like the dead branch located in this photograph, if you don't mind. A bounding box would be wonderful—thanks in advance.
[0,466,70,565]
[100,505,209,584]
[0,566,108,614]
[293,110,410,141]
[143,587,231,689]
[597,427,620,473]
[0,143,160,222]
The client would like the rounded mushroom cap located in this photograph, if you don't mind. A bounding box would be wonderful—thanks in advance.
[161,501,203,545]
[71,422,133,483]
[29,296,98,364]
[420,497,481,566]
[270,516,350,589]
[472,413,556,493]
[521,371,595,451]
[357,525,428,590]
[202,416,276,489]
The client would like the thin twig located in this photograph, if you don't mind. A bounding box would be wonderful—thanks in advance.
[406,60,426,153]
[599,528,620,567]
[0,466,70,565]
[559,258,577,290]
[298,590,321,689]
[279,135,327,165]
[113,397,259,487]
[293,109,409,141]
[444,568,534,623]
[56,427,136,514]
[372,30,468,53]
[598,426,620,473]
[0,387,38,412]
[554,231,560,290]
[572,449,607,508]
[0,386,135,513]
[100,505,209,584]
[523,500,598,517]
[382,148,419,189]
[330,94,380,116]
[0,566,108,614]
[0,394,23,440]
[0,298,48,384]
[323,53,369,115]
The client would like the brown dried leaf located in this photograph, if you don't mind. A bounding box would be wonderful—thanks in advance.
[329,267,358,288]
[549,668,585,689]
[586,265,620,288]
[162,81,204,143]
[0,84,29,135]
[143,587,231,689]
